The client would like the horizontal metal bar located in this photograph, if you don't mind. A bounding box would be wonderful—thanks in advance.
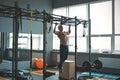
[0,4,88,26]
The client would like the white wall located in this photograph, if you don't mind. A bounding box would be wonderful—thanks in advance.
[99,57,120,69]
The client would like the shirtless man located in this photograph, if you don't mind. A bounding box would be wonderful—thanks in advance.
[53,23,71,72]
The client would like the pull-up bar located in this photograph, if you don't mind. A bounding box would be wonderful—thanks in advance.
[0,3,87,26]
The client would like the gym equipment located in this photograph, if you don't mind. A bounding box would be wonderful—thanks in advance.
[17,70,33,80]
[92,60,102,69]
[32,57,38,68]
[82,21,87,37]
[0,2,88,80]
[82,60,103,71]
[32,58,48,69]
[32,57,38,61]
[16,76,27,80]
[59,60,75,80]
[35,59,43,69]
[0,69,32,80]
[78,76,93,80]
[0,69,11,77]
[45,13,53,33]
[82,61,91,71]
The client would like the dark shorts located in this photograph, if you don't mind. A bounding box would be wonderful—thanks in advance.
[60,44,68,55]
[58,44,69,69]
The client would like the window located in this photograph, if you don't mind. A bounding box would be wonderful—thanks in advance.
[115,36,120,51]
[53,7,67,16]
[53,4,88,52]
[114,0,120,53]
[53,36,60,50]
[69,4,88,19]
[90,1,112,53]
[90,1,112,35]
[53,0,120,54]
[69,37,87,52]
[9,33,43,50]
[91,37,111,53]
[115,0,120,34]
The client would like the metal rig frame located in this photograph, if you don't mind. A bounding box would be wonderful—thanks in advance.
[0,2,88,80]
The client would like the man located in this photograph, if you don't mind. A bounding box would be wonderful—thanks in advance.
[53,23,71,72]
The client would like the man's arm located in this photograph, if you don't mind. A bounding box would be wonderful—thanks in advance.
[53,23,58,35]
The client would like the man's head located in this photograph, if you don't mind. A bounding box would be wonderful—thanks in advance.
[58,24,63,32]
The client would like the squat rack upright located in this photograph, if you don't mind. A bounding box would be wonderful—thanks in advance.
[0,2,88,80]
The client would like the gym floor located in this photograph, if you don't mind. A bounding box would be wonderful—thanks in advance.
[32,66,120,80]
[26,67,120,80]
[1,67,120,80]
[0,61,120,80]
[31,68,120,80]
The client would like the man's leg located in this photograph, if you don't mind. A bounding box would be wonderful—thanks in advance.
[58,45,68,72]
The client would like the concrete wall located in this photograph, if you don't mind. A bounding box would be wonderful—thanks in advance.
[0,0,53,34]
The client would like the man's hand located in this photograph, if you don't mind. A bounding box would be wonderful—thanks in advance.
[55,23,58,26]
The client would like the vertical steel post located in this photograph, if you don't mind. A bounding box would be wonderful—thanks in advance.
[111,0,115,53]
[12,14,15,80]
[75,16,77,80]
[1,32,4,63]
[88,3,92,76]
[88,3,91,65]
[43,10,47,80]
[12,2,19,80]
